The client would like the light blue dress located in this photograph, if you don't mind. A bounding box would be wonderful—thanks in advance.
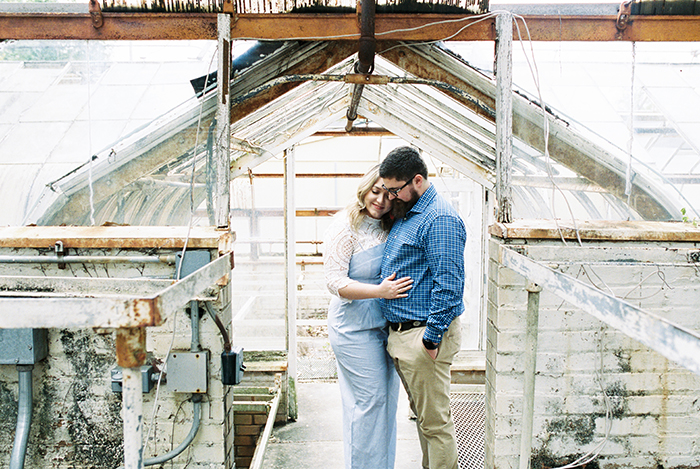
[327,243,400,469]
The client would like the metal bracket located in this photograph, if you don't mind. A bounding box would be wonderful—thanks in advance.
[54,241,66,270]
[89,0,104,29]
[616,0,633,33]
[222,0,235,14]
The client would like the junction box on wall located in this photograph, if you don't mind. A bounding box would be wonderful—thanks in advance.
[0,329,48,365]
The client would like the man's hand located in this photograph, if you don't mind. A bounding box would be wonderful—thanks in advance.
[422,338,438,359]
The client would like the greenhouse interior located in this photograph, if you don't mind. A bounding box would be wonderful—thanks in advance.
[0,2,699,469]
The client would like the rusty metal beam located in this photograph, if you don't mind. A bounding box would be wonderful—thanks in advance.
[2,12,700,42]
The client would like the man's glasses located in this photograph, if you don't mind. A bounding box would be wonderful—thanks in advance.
[382,174,416,197]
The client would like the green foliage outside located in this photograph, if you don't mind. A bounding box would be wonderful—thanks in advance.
[681,208,698,227]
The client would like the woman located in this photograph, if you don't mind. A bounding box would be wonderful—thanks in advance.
[323,164,413,469]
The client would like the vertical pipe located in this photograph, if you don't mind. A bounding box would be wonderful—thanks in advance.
[284,146,298,420]
[495,12,513,224]
[9,365,33,469]
[191,300,201,352]
[519,281,542,469]
[216,13,232,229]
[123,367,144,469]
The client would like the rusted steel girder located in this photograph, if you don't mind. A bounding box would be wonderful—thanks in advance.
[1,13,700,42]
[346,0,376,132]
[116,327,147,368]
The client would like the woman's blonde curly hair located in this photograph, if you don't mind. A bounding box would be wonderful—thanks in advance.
[345,164,393,233]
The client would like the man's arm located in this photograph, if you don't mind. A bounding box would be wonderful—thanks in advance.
[423,214,466,349]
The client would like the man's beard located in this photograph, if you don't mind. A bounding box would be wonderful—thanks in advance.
[390,188,420,220]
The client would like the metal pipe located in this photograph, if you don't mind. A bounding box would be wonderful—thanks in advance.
[120,302,205,469]
[519,281,542,469]
[248,388,282,469]
[9,365,33,469]
[122,367,144,469]
[0,255,176,264]
[204,301,231,352]
[190,300,200,352]
[141,299,203,466]
[144,397,202,467]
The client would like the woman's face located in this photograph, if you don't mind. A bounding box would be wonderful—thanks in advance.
[363,180,391,219]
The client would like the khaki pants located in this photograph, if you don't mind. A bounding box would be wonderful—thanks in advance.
[387,317,461,469]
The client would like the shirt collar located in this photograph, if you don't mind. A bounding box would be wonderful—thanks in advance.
[407,183,436,216]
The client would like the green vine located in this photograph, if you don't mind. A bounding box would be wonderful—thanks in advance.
[681,208,698,228]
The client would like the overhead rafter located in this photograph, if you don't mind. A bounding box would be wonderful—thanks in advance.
[381,42,680,220]
[1,12,700,42]
[34,41,354,225]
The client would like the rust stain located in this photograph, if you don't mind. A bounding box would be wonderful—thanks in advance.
[115,327,147,368]
[130,297,161,327]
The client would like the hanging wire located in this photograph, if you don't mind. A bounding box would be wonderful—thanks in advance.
[86,40,96,226]
[625,42,636,206]
[512,14,582,246]
[143,43,218,456]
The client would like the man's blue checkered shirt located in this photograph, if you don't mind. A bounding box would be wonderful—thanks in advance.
[380,184,466,344]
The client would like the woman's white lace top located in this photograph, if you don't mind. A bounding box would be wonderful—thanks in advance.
[323,211,387,298]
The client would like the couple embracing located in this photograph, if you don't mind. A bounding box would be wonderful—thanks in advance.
[323,146,466,469]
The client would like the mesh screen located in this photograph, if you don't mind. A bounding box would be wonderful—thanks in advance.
[451,391,486,469]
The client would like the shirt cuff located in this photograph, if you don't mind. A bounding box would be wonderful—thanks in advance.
[423,325,444,344]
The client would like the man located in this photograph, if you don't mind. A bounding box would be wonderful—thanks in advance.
[379,146,466,469]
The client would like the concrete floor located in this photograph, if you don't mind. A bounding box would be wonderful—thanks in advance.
[261,381,424,468]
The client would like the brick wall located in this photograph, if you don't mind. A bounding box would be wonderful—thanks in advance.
[487,228,700,469]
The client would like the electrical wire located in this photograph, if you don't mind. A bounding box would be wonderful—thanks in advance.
[625,42,636,206]
[548,326,613,469]
[143,42,217,457]
[86,40,96,226]
[511,13,583,247]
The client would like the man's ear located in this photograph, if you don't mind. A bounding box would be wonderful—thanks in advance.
[414,174,425,188]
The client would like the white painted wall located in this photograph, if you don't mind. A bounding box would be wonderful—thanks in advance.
[0,246,232,469]
[487,236,700,469]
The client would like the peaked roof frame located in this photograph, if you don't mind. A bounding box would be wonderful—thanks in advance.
[31,39,680,225]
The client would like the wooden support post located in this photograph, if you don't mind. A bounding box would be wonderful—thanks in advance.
[216,13,231,229]
[495,12,513,224]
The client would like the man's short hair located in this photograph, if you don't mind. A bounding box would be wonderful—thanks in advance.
[379,146,428,182]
